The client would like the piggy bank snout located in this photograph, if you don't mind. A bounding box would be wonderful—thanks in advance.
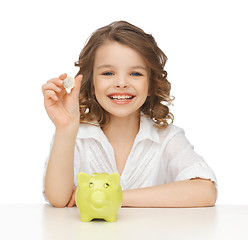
[90,191,107,208]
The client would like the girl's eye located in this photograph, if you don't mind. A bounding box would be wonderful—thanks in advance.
[102,72,142,76]
[131,72,142,76]
[103,72,113,76]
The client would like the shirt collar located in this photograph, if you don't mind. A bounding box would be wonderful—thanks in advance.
[77,113,160,144]
[135,113,160,144]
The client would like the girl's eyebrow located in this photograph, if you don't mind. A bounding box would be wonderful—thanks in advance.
[97,64,112,69]
[131,66,147,70]
[97,64,147,71]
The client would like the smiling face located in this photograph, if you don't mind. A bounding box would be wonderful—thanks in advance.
[93,41,149,120]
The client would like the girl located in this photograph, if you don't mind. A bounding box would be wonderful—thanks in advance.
[42,21,217,208]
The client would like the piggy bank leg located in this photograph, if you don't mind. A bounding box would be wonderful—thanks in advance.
[80,213,94,222]
[105,214,117,222]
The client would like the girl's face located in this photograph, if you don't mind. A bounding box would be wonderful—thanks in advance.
[93,41,149,119]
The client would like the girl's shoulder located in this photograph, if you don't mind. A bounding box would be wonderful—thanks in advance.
[156,123,185,144]
[139,114,185,145]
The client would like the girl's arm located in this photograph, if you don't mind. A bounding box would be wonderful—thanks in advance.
[122,178,217,208]
[44,126,78,208]
[42,73,82,208]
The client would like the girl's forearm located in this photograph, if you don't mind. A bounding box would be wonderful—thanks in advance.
[122,178,217,208]
[45,126,78,207]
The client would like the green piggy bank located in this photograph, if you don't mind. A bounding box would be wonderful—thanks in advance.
[75,172,123,222]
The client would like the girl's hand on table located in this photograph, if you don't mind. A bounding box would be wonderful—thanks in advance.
[67,187,77,208]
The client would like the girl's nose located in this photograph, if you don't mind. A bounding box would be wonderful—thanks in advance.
[115,74,128,88]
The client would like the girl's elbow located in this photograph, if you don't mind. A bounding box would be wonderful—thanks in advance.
[45,191,69,208]
[205,181,217,207]
[49,198,69,208]
[53,200,68,208]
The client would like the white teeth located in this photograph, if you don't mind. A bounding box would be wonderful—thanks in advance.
[109,95,133,100]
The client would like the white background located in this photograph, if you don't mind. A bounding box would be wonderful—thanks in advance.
[0,0,247,204]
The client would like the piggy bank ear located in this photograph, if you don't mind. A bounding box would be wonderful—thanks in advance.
[77,172,91,186]
[107,173,120,185]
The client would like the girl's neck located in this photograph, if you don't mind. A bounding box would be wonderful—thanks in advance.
[102,112,140,143]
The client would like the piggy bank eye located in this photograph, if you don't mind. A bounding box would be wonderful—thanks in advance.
[89,182,94,188]
[104,183,110,188]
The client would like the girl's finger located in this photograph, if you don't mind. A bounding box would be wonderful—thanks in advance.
[59,73,67,80]
[42,82,62,95]
[67,193,76,207]
[43,89,58,101]
[46,78,64,88]
[42,81,67,101]
[70,75,83,97]
[67,199,75,207]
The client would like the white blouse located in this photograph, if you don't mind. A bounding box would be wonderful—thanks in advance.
[42,114,217,201]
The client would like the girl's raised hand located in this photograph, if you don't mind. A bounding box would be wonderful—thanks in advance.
[42,73,83,130]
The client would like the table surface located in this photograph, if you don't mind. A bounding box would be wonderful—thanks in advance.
[0,204,247,240]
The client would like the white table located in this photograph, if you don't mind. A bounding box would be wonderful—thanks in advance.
[0,204,247,240]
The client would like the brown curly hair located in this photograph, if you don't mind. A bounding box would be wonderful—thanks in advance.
[75,20,174,129]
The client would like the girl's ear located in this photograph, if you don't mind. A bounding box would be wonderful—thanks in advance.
[147,89,151,96]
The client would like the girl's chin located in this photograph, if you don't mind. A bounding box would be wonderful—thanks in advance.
[107,110,140,119]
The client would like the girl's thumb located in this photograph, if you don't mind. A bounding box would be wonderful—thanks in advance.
[72,74,83,97]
